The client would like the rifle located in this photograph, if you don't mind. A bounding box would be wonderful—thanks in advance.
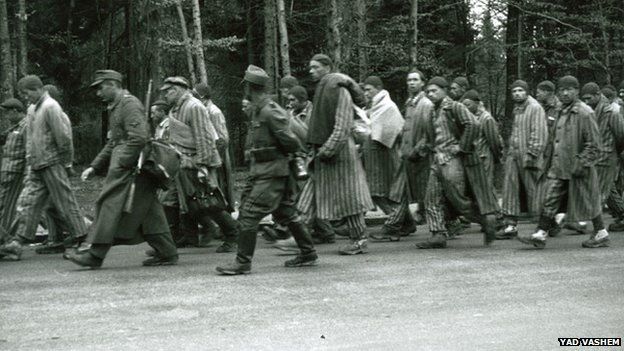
[123,79,153,213]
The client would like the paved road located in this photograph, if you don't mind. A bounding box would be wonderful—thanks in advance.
[1,221,623,351]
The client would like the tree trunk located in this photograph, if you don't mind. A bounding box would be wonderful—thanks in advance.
[191,0,207,85]
[0,0,14,98]
[176,0,197,86]
[410,0,418,69]
[598,2,611,84]
[355,0,367,81]
[276,0,290,76]
[124,0,133,89]
[327,0,341,70]
[263,0,277,92]
[17,0,27,78]
[503,2,520,140]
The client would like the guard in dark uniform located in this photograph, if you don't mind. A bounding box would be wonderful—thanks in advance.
[67,70,178,268]
[216,65,317,275]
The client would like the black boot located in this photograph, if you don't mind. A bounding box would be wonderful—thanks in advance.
[143,233,178,266]
[236,228,259,264]
[287,221,316,256]
[482,214,496,246]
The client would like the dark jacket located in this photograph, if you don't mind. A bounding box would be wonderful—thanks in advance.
[548,99,602,221]
[247,96,301,178]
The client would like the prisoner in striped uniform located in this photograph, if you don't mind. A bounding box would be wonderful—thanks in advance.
[580,83,624,229]
[297,54,374,255]
[497,80,548,239]
[161,77,239,253]
[401,70,434,224]
[0,98,27,242]
[0,76,87,261]
[361,76,415,242]
[518,75,608,249]
[416,77,499,249]
[461,90,503,186]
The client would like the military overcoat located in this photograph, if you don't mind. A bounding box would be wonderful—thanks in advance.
[89,91,169,244]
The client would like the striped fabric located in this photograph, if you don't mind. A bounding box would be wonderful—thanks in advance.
[509,96,548,162]
[343,213,367,240]
[0,175,25,230]
[425,158,466,233]
[501,157,541,218]
[297,87,374,223]
[606,187,624,219]
[204,100,229,144]
[1,119,27,174]
[474,107,503,165]
[541,100,602,222]
[593,96,624,167]
[594,96,624,216]
[25,92,73,170]
[362,140,402,201]
[170,93,221,168]
[373,194,412,231]
[540,178,568,219]
[13,164,86,242]
[502,95,548,218]
[401,92,434,204]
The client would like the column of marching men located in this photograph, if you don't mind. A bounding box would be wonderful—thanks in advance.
[1,54,623,274]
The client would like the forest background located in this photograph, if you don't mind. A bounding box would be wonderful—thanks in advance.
[1,0,623,166]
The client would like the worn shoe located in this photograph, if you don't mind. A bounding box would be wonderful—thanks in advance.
[216,260,252,275]
[145,249,157,257]
[175,235,199,248]
[338,239,368,255]
[36,242,65,255]
[62,235,87,250]
[63,242,91,260]
[370,229,400,242]
[142,255,179,266]
[400,222,417,237]
[0,240,23,261]
[496,225,518,240]
[447,220,464,239]
[66,251,103,269]
[273,237,299,252]
[563,222,589,235]
[284,253,318,267]
[416,234,447,249]
[608,220,624,232]
[582,230,610,248]
[216,241,237,253]
[517,231,546,249]
[548,225,562,237]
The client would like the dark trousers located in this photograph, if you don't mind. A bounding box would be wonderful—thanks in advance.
[236,176,315,263]
[89,232,177,260]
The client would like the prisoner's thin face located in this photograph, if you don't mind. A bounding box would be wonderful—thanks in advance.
[309,60,330,81]
[426,85,446,104]
[535,88,552,103]
[581,93,600,108]
[462,99,479,114]
[558,87,578,105]
[511,87,528,103]
[449,83,465,100]
[407,72,424,95]
[363,84,381,103]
